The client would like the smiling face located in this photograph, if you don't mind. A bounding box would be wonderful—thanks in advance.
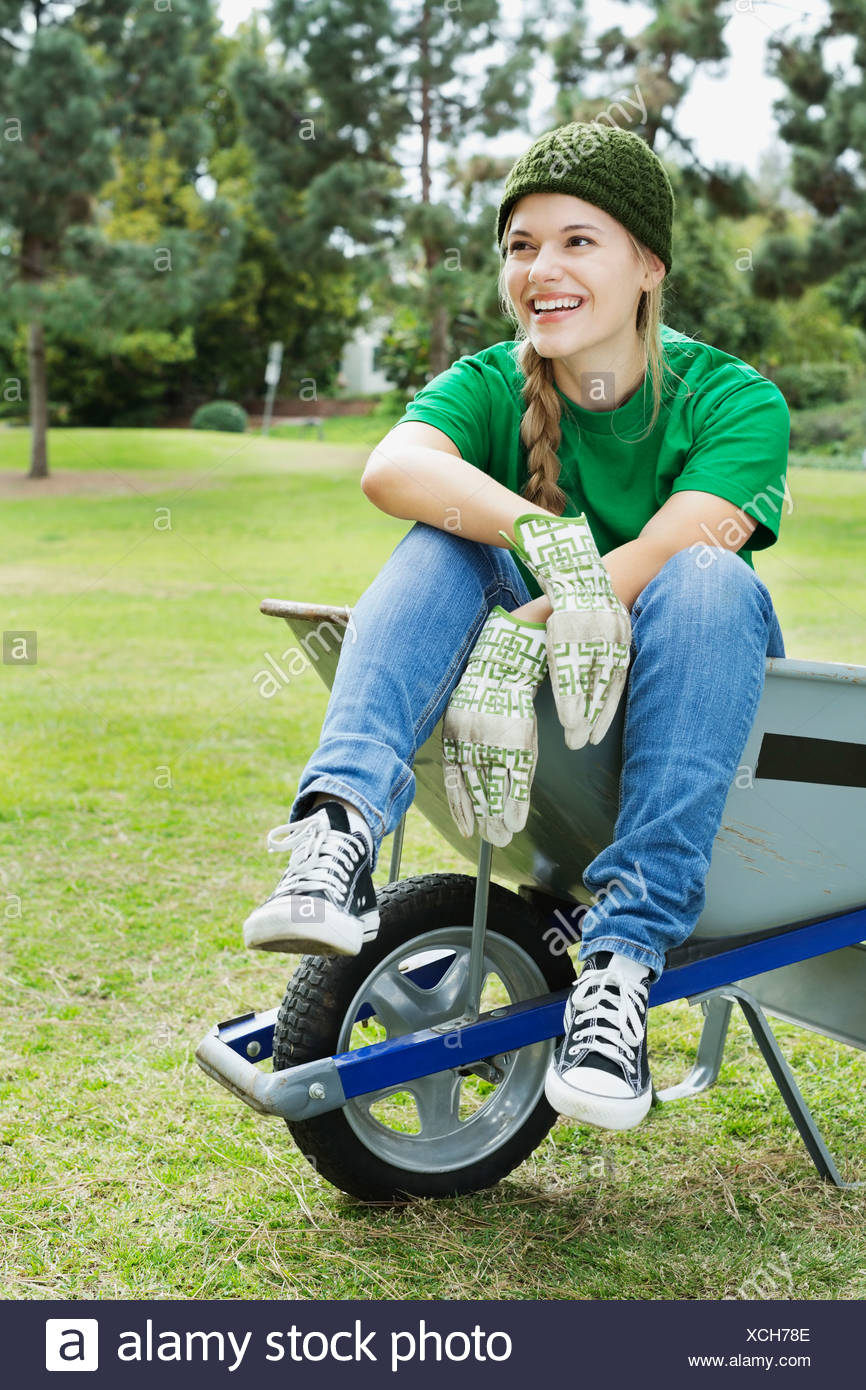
[502,192,665,365]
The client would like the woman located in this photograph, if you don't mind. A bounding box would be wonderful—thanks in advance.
[241,121,789,1134]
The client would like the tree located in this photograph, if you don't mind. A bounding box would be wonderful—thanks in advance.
[663,168,783,363]
[756,2,866,328]
[546,0,757,218]
[254,0,547,376]
[0,21,113,474]
[0,0,234,474]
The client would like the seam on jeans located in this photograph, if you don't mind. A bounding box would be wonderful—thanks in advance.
[501,581,534,610]
[484,539,531,600]
[766,612,785,658]
[382,764,414,831]
[410,578,505,746]
[744,568,775,629]
[610,653,636,825]
[586,574,771,938]
[582,642,635,896]
[728,568,779,645]
[725,580,775,766]
[725,561,776,633]
[410,536,515,739]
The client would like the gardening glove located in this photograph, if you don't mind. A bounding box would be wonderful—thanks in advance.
[442,606,548,847]
[501,513,631,750]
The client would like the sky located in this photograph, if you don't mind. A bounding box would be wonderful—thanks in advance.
[217,0,838,181]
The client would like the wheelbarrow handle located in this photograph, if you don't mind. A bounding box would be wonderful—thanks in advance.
[194,1028,345,1120]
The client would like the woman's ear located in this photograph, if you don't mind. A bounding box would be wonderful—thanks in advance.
[643,252,666,291]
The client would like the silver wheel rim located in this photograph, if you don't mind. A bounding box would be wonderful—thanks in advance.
[337,926,555,1174]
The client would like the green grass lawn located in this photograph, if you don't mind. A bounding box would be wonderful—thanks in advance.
[1,428,864,1300]
[268,412,397,448]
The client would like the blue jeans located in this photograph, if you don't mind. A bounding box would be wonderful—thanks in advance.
[289,522,785,979]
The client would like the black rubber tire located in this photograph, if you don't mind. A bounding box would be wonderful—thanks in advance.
[273,872,575,1201]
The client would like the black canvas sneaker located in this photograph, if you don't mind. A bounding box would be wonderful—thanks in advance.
[544,949,652,1130]
[242,801,379,956]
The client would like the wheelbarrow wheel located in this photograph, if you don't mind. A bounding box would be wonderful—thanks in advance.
[272,872,575,1201]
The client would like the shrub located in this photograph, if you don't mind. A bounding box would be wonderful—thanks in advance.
[190,400,248,433]
[107,403,163,428]
[767,363,852,410]
[370,387,411,418]
[787,396,866,455]
[789,412,848,451]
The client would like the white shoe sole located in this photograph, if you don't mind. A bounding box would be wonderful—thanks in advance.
[544,1066,652,1131]
[243,897,379,956]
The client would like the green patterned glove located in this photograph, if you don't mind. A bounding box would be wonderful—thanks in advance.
[501,513,631,749]
[442,606,548,847]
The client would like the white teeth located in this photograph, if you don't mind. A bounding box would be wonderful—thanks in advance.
[532,298,583,311]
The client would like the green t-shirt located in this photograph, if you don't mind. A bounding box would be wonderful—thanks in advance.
[394,324,791,601]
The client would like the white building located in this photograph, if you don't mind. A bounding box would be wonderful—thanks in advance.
[339,316,396,395]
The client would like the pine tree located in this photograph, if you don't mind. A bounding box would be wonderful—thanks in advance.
[547,0,756,217]
[242,0,547,377]
[756,1,866,328]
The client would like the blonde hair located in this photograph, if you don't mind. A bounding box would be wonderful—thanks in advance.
[497,204,687,514]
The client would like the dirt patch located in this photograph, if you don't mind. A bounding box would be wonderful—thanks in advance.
[0,469,224,499]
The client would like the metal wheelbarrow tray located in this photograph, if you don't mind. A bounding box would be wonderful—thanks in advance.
[196,599,866,1193]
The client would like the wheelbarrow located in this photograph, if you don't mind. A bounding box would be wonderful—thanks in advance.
[196,599,866,1200]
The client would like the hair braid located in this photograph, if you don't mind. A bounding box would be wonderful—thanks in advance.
[514,340,568,514]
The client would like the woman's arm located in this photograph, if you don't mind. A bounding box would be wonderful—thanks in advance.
[363,426,758,619]
[362,422,554,542]
[513,490,759,621]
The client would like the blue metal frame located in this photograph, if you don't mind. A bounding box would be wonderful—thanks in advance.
[218,902,866,1093]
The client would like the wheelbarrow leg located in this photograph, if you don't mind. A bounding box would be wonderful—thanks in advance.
[424,837,494,1031]
[729,985,862,1190]
[383,811,493,1026]
[661,984,862,1189]
[654,995,733,1103]
[464,839,494,1023]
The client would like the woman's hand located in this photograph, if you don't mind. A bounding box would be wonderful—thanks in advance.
[442,607,548,846]
[509,595,552,624]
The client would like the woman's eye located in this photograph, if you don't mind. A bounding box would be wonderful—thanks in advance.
[509,237,591,251]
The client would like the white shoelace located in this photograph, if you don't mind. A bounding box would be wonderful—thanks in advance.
[265,812,364,898]
[564,963,649,1072]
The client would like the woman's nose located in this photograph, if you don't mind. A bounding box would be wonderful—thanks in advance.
[528,247,566,282]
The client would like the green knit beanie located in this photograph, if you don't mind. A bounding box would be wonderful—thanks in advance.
[496,122,674,274]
